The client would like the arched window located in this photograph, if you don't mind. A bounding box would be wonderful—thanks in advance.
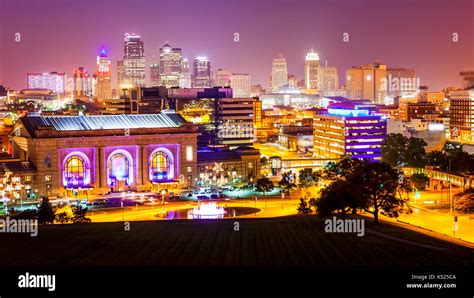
[150,150,173,181]
[63,154,90,187]
[109,153,130,180]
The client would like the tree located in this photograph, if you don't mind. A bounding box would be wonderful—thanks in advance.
[278,171,297,192]
[352,162,409,224]
[254,177,274,196]
[297,198,312,214]
[314,179,366,217]
[382,134,427,167]
[319,157,362,182]
[454,188,474,213]
[409,173,429,190]
[260,156,269,166]
[37,197,56,224]
[56,212,71,224]
[426,150,449,169]
[298,168,319,188]
[382,133,409,167]
[71,205,90,223]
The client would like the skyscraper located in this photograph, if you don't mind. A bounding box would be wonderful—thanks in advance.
[122,33,146,87]
[73,67,95,98]
[271,54,288,92]
[449,89,474,143]
[316,66,339,95]
[117,60,124,87]
[159,43,182,87]
[215,69,232,87]
[305,49,319,89]
[150,64,160,87]
[193,56,211,88]
[179,58,192,88]
[346,61,387,104]
[231,73,251,98]
[96,46,112,101]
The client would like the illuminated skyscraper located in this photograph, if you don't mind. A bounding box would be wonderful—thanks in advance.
[304,49,319,89]
[150,64,160,87]
[159,43,182,87]
[193,56,211,88]
[179,58,192,88]
[122,33,146,87]
[346,61,387,104]
[73,67,95,98]
[449,89,474,143]
[117,60,124,87]
[27,72,66,94]
[96,46,112,101]
[271,54,288,92]
[231,73,251,97]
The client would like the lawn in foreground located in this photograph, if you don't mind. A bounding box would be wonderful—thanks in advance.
[0,216,472,266]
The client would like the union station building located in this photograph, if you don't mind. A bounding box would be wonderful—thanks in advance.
[10,111,199,198]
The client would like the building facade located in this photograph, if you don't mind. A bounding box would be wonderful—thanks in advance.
[10,112,198,198]
[96,47,112,101]
[304,49,319,89]
[122,33,146,87]
[193,57,211,88]
[317,66,338,95]
[27,72,66,94]
[449,90,474,143]
[231,73,251,98]
[346,62,387,104]
[271,54,288,91]
[159,43,182,87]
[313,108,387,161]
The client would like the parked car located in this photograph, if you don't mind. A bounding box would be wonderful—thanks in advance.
[210,194,219,200]
[197,195,209,200]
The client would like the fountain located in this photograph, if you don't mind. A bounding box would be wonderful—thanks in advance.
[188,202,226,219]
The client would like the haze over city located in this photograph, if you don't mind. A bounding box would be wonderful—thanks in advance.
[1,0,473,90]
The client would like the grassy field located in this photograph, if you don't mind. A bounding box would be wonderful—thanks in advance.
[0,216,472,266]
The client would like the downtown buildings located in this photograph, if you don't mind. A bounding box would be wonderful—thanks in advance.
[449,89,474,144]
[271,54,288,91]
[119,33,146,87]
[193,57,211,88]
[304,48,319,90]
[231,73,251,98]
[95,47,112,101]
[159,43,182,88]
[345,62,387,104]
[27,72,67,94]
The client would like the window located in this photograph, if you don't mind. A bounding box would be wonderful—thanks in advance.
[24,176,31,182]
[186,146,193,161]
[150,151,173,181]
[187,166,192,173]
[45,175,52,182]
[64,154,88,187]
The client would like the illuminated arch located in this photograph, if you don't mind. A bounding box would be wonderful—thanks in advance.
[62,151,91,188]
[107,149,134,186]
[149,148,174,181]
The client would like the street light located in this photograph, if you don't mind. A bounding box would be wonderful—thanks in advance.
[161,189,167,205]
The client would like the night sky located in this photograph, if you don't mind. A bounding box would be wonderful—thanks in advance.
[0,0,473,91]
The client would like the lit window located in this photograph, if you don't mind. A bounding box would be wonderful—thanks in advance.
[186,146,193,161]
[187,166,192,173]
[45,175,52,182]
[150,151,173,181]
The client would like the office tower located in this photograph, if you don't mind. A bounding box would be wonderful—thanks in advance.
[305,48,319,89]
[216,97,256,146]
[73,67,87,97]
[316,66,339,95]
[385,68,418,101]
[231,73,251,97]
[460,70,474,90]
[193,56,211,88]
[117,60,124,87]
[449,89,474,143]
[159,43,182,87]
[346,61,387,104]
[150,64,160,87]
[179,58,192,88]
[313,106,387,161]
[215,69,232,87]
[288,74,298,88]
[271,54,288,92]
[122,33,146,87]
[96,47,112,101]
[27,72,66,94]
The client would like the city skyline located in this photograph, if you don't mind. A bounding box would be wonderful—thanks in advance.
[1,0,473,91]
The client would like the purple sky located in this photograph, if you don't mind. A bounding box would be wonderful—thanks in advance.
[0,0,473,91]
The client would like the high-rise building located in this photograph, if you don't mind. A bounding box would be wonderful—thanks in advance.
[313,105,387,161]
[216,97,256,146]
[305,49,319,89]
[317,66,338,95]
[179,58,192,88]
[460,70,474,90]
[449,89,474,143]
[193,56,211,88]
[117,60,124,87]
[159,43,182,87]
[150,64,160,87]
[122,33,146,87]
[385,68,418,101]
[215,69,232,87]
[346,61,387,104]
[27,72,66,94]
[271,54,288,91]
[73,67,96,98]
[96,47,112,101]
[231,73,251,98]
